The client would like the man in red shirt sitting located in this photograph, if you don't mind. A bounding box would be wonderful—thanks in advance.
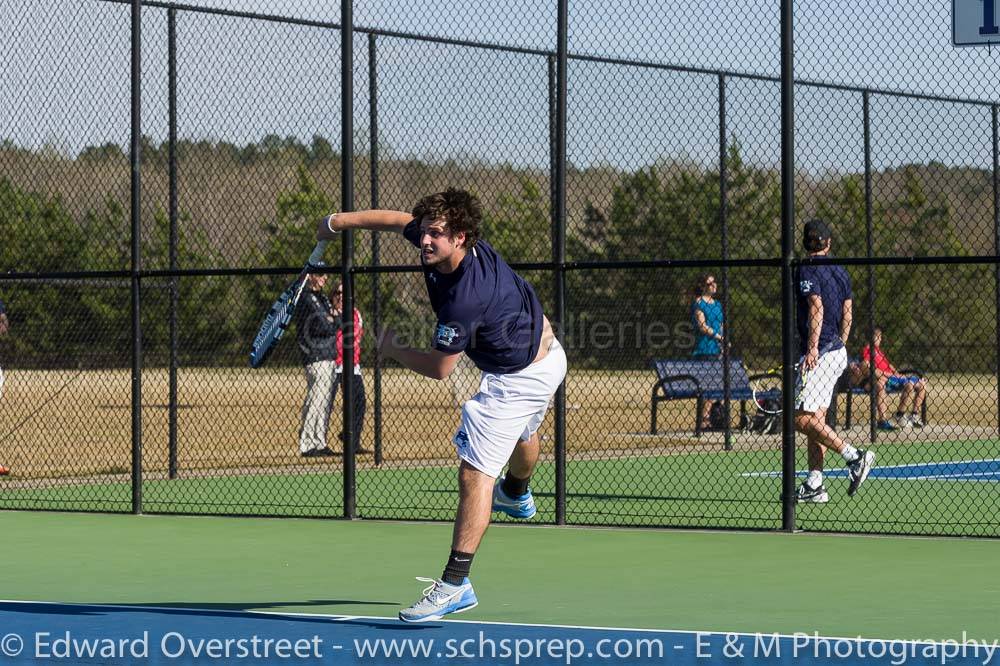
[860,326,927,429]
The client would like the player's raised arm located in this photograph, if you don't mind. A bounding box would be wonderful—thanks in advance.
[317,209,412,240]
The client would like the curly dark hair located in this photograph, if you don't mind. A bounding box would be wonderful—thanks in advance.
[411,188,482,249]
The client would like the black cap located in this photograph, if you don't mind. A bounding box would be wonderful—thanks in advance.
[803,219,832,251]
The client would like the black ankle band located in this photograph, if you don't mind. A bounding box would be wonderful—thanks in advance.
[443,550,475,585]
[502,473,530,498]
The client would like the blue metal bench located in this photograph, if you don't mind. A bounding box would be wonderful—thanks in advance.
[649,358,774,436]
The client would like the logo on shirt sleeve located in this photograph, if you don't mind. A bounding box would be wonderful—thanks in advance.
[436,324,459,346]
[799,279,813,294]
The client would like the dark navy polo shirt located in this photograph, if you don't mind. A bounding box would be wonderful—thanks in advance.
[0,299,5,315]
[795,259,852,356]
[403,219,544,374]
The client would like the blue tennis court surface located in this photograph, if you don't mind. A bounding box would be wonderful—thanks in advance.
[0,601,996,665]
[745,459,1000,482]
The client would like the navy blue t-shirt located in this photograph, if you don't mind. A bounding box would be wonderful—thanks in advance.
[795,260,852,356]
[403,219,544,374]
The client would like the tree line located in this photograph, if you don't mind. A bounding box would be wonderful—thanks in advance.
[0,140,995,372]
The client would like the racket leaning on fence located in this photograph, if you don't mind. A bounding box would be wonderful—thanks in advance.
[750,364,810,415]
[249,240,328,369]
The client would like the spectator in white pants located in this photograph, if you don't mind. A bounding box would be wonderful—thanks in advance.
[295,268,339,457]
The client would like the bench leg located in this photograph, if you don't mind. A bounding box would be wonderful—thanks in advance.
[845,393,853,429]
[651,397,658,435]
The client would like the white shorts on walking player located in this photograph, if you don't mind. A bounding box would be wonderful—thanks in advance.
[795,346,846,413]
[453,340,567,478]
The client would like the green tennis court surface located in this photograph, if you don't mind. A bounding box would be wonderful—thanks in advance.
[1,510,998,644]
[2,438,997,535]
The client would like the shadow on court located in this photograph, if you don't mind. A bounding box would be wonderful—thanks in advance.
[424,488,772,503]
[0,600,398,623]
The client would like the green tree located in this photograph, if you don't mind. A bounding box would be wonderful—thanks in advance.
[0,179,93,364]
[481,176,550,264]
[564,145,783,368]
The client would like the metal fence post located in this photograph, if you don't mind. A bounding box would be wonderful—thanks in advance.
[167,7,179,480]
[368,33,383,467]
[130,0,143,514]
[548,55,556,243]
[341,0,356,519]
[779,0,796,531]
[553,0,568,526]
[719,73,733,451]
[864,90,878,445]
[993,105,1000,436]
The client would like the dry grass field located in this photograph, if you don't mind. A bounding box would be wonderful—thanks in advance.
[0,366,995,480]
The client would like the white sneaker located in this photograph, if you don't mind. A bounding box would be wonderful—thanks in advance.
[909,414,924,428]
[847,449,876,497]
[398,577,478,623]
[796,481,830,504]
[896,415,912,429]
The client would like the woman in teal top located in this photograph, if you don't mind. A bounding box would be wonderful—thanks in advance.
[690,274,725,429]
[691,274,724,359]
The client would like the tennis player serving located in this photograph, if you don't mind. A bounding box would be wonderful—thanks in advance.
[317,189,566,622]
[794,219,874,503]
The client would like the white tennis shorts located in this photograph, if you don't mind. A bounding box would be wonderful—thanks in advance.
[453,339,567,478]
[796,346,846,413]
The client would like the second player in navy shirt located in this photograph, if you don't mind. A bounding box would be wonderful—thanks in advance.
[791,218,874,507]
[795,261,852,357]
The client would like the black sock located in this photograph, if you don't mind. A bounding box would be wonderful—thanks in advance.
[443,550,474,585]
[895,411,904,417]
[502,472,530,498]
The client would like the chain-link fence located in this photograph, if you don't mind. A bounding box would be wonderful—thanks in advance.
[2,0,1000,535]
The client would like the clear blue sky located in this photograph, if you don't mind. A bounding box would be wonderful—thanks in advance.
[3,0,1000,174]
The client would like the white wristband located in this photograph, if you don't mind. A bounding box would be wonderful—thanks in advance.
[326,214,340,234]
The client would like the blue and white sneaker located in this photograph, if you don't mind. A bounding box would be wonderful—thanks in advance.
[398,577,478,623]
[492,478,537,519]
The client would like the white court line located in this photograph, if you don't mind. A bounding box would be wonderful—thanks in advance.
[916,471,1000,480]
[741,458,1000,478]
[0,598,982,647]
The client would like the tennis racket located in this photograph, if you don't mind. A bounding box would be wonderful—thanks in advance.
[750,363,809,415]
[249,240,329,368]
